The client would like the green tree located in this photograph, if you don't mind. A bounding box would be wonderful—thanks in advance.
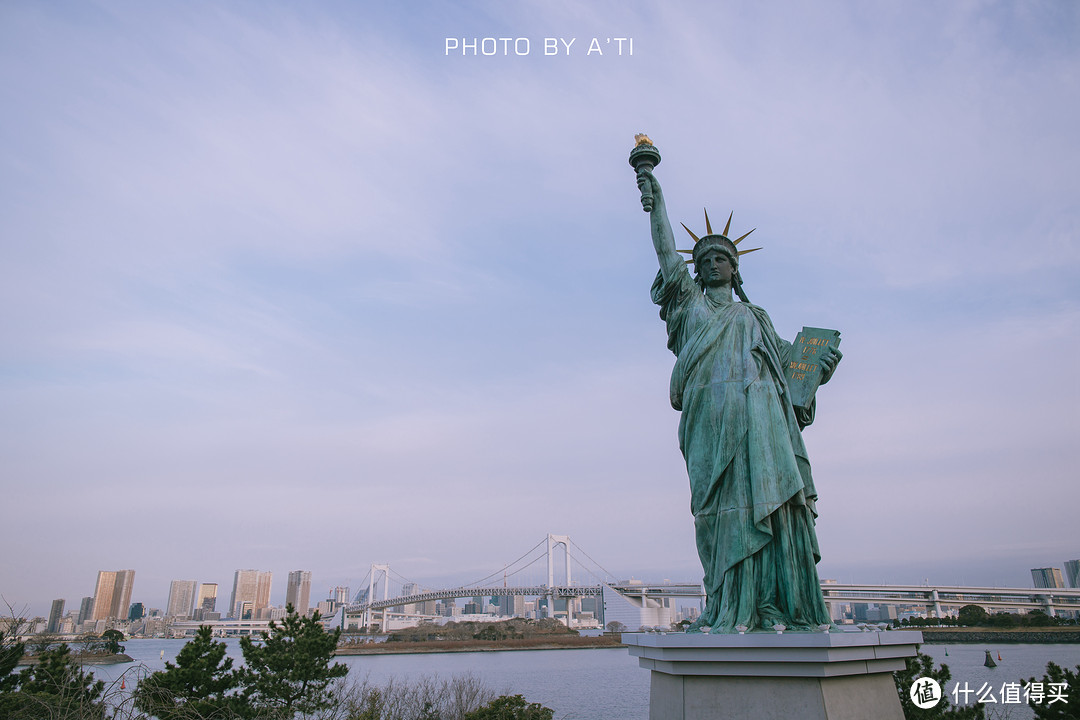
[134,625,245,720]
[1024,610,1057,627]
[987,612,1019,628]
[101,628,126,654]
[0,615,27,717]
[474,625,509,641]
[956,605,987,627]
[6,643,106,719]
[1027,662,1080,719]
[462,694,554,720]
[893,648,984,719]
[238,605,348,717]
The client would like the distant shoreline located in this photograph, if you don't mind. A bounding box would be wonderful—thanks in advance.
[916,628,1080,644]
[334,635,622,656]
[18,652,134,667]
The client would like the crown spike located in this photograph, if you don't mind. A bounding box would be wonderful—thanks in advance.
[723,211,732,237]
[733,228,756,245]
[737,247,762,256]
[703,209,713,235]
[680,223,701,244]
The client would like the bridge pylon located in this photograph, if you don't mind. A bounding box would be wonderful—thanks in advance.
[365,564,391,631]
[546,534,575,627]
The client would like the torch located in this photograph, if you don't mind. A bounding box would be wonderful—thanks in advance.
[629,134,661,212]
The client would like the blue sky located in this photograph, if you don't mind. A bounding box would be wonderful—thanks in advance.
[2,0,1078,617]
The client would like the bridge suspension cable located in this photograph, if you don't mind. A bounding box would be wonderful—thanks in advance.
[568,538,619,584]
[352,566,373,604]
[460,537,548,588]
[386,565,422,590]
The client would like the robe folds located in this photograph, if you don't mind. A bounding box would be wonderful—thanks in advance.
[652,269,831,632]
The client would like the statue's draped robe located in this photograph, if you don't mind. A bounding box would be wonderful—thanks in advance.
[652,269,831,631]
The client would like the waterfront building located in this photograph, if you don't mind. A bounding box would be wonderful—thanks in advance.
[286,571,312,615]
[77,597,94,625]
[197,583,218,612]
[1032,567,1066,589]
[128,602,145,621]
[1066,560,1080,589]
[601,585,674,630]
[229,570,272,619]
[332,586,350,605]
[396,582,418,613]
[167,580,199,619]
[91,570,136,621]
[47,599,65,633]
[497,595,525,617]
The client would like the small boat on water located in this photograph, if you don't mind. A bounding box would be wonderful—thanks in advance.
[984,650,997,668]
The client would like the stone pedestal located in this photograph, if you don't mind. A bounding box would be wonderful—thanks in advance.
[623,630,922,720]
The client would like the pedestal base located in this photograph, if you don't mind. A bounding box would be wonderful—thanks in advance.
[623,630,922,720]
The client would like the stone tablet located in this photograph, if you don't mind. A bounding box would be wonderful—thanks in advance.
[786,327,841,411]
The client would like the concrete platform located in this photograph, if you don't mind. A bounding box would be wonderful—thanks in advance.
[623,630,921,720]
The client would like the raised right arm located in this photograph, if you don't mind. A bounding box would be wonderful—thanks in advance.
[637,169,685,283]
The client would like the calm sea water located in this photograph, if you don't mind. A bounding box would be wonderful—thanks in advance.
[85,637,1080,720]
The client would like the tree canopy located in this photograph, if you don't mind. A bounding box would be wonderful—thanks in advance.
[237,605,349,715]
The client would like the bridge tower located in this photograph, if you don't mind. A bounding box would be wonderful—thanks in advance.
[364,564,391,631]
[546,534,576,627]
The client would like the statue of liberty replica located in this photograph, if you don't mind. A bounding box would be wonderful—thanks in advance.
[631,137,843,633]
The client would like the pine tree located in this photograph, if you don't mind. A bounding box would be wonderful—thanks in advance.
[7,644,106,719]
[238,605,348,717]
[134,625,246,720]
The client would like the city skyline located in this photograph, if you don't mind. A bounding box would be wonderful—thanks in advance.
[2,2,1078,618]
[16,553,1080,621]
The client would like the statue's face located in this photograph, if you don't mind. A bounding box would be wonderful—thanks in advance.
[696,248,735,288]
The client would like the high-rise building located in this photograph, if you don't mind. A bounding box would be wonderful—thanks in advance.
[286,571,312,615]
[1065,560,1080,589]
[77,597,94,625]
[398,582,419,613]
[91,570,136,620]
[1031,567,1065,589]
[47,599,65,633]
[229,570,272,619]
[166,580,199,619]
[497,595,525,617]
[129,603,145,621]
[197,583,218,612]
[332,586,351,605]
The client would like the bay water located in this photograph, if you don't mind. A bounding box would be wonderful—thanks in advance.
[86,637,1080,720]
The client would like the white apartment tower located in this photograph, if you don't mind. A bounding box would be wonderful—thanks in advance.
[229,570,272,619]
[166,580,199,619]
[286,571,312,615]
[197,583,218,612]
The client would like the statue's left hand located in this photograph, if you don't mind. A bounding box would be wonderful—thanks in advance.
[819,347,843,385]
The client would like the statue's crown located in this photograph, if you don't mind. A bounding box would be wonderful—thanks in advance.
[678,209,761,265]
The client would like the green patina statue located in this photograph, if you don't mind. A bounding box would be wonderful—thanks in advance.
[631,138,842,633]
